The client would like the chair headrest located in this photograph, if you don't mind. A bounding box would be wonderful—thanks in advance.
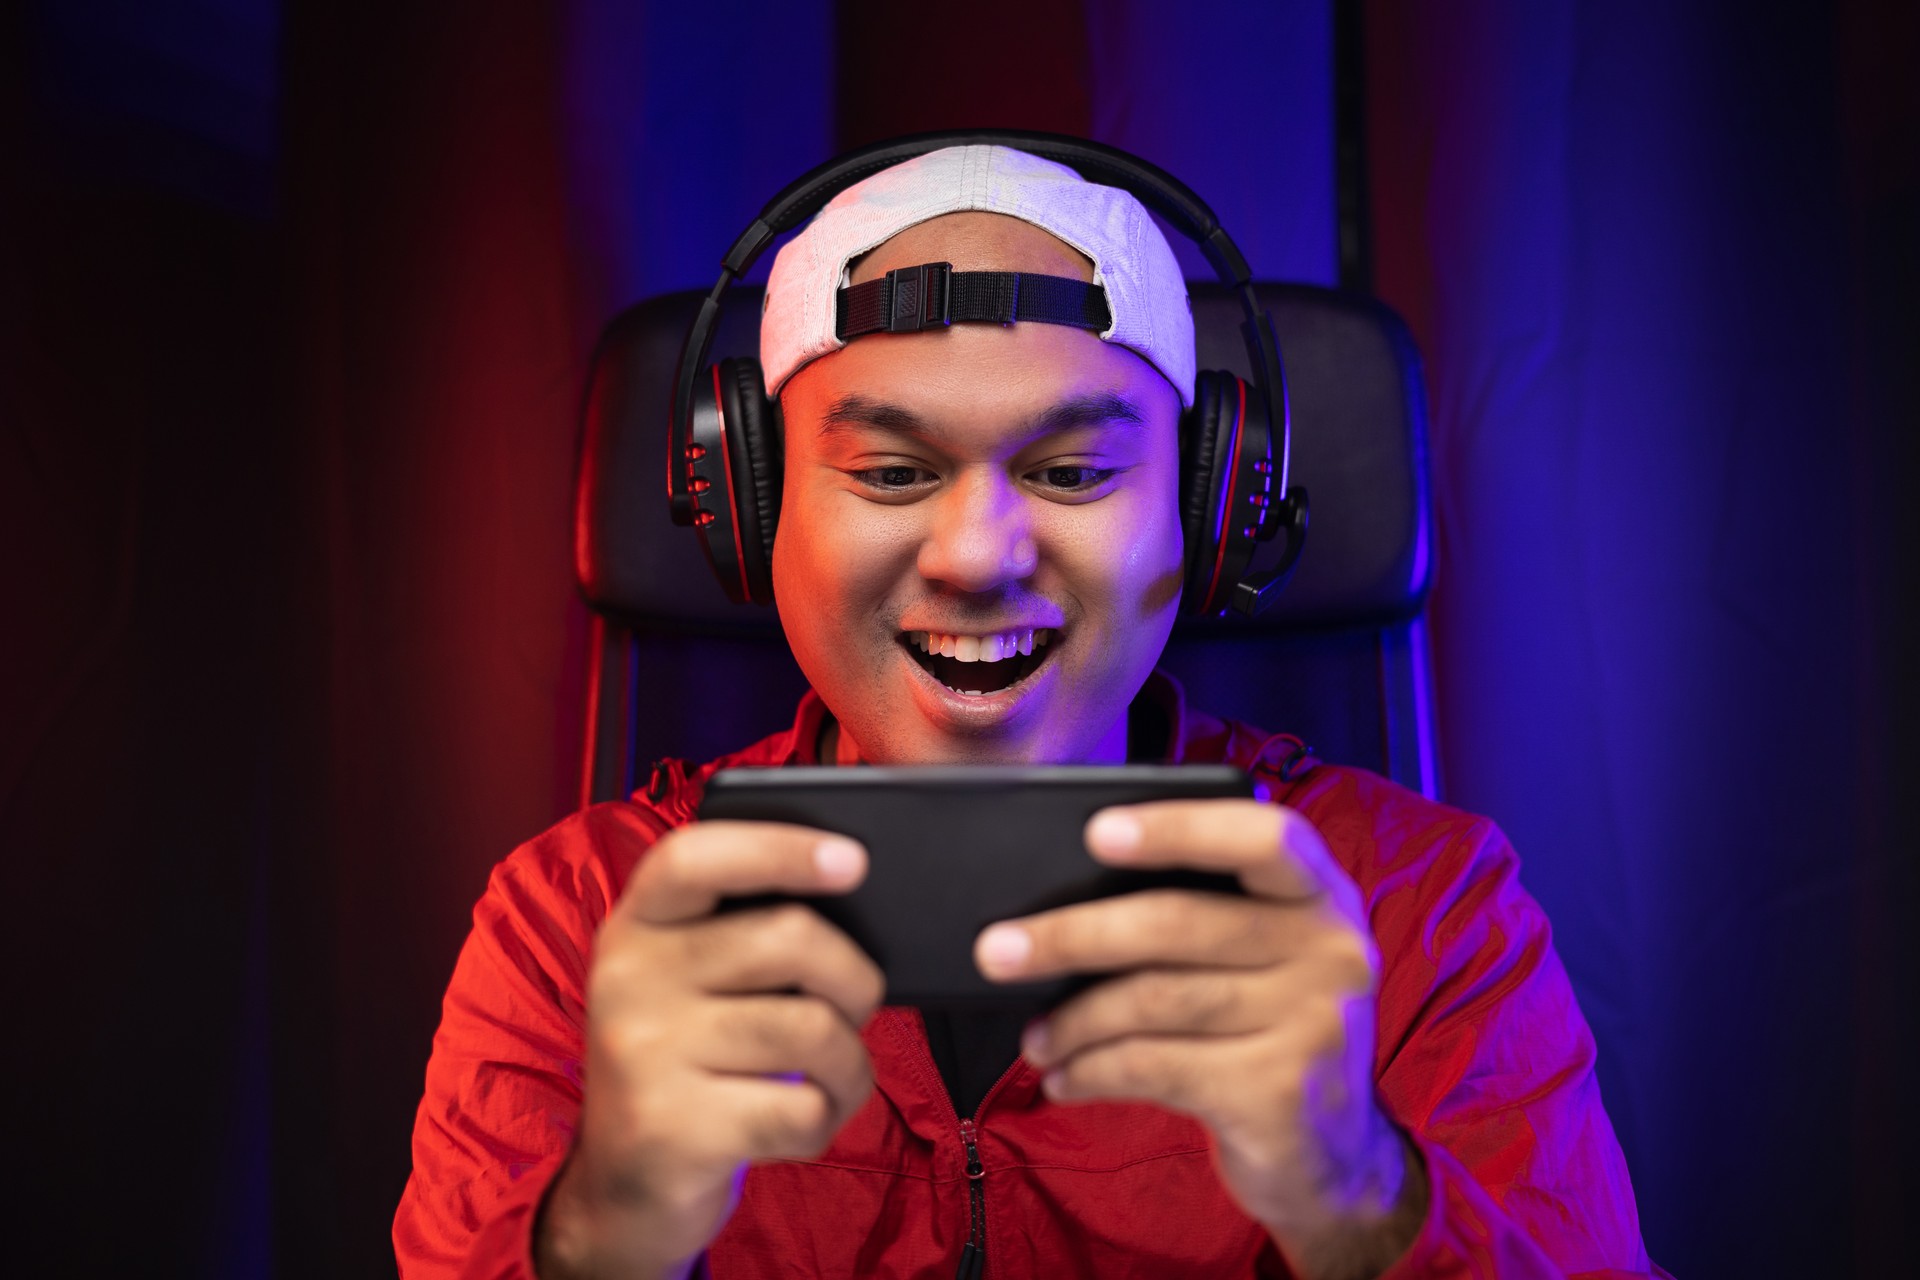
[576,282,1431,634]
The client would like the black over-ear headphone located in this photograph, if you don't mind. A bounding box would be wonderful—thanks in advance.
[668,129,1308,617]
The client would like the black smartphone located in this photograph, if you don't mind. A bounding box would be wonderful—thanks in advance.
[698,764,1254,1010]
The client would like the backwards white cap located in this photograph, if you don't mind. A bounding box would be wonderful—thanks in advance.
[760,145,1197,407]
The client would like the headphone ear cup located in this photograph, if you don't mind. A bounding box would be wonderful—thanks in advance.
[717,357,782,605]
[1179,371,1238,615]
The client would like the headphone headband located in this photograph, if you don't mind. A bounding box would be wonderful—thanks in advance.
[722,130,1249,282]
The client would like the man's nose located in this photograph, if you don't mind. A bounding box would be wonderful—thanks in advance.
[916,470,1038,593]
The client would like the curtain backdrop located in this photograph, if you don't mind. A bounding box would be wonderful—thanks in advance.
[1366,4,1918,1274]
[3,1,1913,1276]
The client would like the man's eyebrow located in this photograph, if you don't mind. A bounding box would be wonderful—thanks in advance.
[1028,391,1148,434]
[818,394,927,437]
[817,391,1149,439]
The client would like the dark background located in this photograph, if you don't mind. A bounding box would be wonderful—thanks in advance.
[2,1,1914,1275]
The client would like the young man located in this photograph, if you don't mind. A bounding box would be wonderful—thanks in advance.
[396,146,1657,1279]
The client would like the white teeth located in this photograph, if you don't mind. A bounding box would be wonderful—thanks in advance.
[908,628,1059,662]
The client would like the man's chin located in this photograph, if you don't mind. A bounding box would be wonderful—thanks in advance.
[852,699,1123,767]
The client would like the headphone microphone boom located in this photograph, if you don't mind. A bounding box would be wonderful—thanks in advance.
[667,129,1308,618]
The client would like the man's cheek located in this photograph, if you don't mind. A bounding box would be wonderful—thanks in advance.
[1103,505,1186,617]
[1141,562,1185,618]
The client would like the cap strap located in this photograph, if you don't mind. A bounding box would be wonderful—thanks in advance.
[835,262,1112,339]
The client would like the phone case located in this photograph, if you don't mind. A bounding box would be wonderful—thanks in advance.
[699,765,1254,1009]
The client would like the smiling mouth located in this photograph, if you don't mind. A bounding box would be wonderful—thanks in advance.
[900,628,1057,696]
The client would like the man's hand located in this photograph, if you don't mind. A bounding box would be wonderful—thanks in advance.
[973,800,1427,1280]
[536,822,884,1280]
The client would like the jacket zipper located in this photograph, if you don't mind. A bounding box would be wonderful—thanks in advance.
[899,1016,1021,1280]
[955,1118,985,1280]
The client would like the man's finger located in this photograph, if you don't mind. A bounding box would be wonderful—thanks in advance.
[689,993,868,1079]
[1022,967,1277,1068]
[689,995,875,1128]
[671,904,885,1027]
[1039,1033,1224,1116]
[975,891,1321,981]
[700,1075,846,1164]
[1085,800,1356,909]
[622,821,866,924]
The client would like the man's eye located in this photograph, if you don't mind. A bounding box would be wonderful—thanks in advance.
[1036,465,1116,492]
[855,465,933,490]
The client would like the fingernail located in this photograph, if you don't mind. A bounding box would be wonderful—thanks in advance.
[1086,810,1143,857]
[1021,1019,1051,1063]
[977,924,1032,975]
[1042,1069,1067,1099]
[813,837,863,883]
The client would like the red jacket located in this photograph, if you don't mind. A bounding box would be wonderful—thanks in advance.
[395,676,1657,1278]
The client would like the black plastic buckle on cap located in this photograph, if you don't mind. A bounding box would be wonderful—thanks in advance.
[884,261,952,333]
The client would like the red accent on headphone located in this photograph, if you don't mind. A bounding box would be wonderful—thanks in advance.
[711,364,752,603]
[1201,378,1248,614]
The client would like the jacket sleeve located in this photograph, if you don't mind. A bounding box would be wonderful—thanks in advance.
[393,802,666,1280]
[1320,787,1657,1280]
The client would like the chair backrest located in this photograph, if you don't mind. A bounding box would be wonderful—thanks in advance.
[574,282,1439,805]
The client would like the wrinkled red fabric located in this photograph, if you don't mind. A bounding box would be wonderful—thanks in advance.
[395,675,1658,1278]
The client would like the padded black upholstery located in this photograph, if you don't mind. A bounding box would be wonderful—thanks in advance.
[574,282,1439,803]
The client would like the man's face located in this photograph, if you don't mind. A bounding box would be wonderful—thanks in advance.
[773,213,1186,765]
